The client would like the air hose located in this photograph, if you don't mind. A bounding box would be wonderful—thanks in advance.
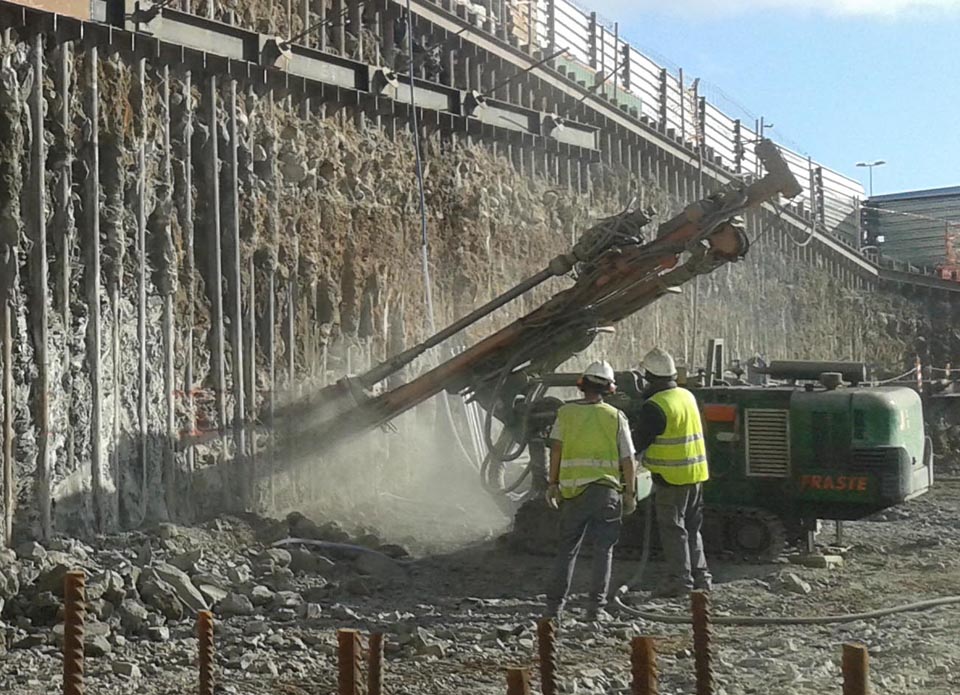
[612,593,960,626]
[611,497,960,626]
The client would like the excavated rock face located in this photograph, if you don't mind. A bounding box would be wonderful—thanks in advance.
[0,29,956,547]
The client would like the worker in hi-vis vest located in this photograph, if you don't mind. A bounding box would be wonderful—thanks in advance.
[633,347,712,598]
[544,361,637,624]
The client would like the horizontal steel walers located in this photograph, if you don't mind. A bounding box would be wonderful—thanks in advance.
[0,0,599,159]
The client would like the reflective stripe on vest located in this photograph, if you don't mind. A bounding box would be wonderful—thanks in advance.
[643,387,709,485]
[556,402,622,499]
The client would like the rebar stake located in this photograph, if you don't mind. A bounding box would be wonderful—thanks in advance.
[63,570,85,695]
[506,667,532,695]
[198,610,215,695]
[691,591,714,695]
[630,636,658,695]
[368,632,384,695]
[842,643,870,695]
[537,618,558,695]
[338,629,363,695]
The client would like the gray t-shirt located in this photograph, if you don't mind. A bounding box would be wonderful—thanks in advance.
[549,403,636,460]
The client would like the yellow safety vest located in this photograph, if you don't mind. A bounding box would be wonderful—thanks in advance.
[556,402,623,499]
[643,388,709,485]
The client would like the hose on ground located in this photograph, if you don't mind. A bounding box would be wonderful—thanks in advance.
[612,593,960,626]
[611,489,960,626]
[272,538,416,565]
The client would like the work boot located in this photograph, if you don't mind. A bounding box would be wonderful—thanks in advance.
[649,584,688,599]
[585,606,614,623]
[693,571,713,592]
[542,606,564,629]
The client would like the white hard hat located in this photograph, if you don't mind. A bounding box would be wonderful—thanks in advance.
[642,347,677,378]
[582,360,616,384]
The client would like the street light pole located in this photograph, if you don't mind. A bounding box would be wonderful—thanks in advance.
[856,159,886,197]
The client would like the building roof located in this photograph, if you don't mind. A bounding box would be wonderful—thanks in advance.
[869,185,960,204]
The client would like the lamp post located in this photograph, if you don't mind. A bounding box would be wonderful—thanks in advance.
[856,160,886,197]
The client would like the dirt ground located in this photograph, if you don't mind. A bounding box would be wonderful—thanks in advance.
[2,476,960,694]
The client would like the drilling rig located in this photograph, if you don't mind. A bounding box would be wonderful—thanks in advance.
[260,138,935,559]
[272,139,802,459]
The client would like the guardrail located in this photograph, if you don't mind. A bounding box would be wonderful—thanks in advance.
[466,0,865,242]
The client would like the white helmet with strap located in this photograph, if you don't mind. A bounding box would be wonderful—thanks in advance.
[642,347,677,378]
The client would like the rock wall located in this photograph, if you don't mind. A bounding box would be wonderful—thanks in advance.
[0,29,957,546]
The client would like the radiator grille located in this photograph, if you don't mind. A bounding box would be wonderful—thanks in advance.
[850,448,903,498]
[745,409,791,478]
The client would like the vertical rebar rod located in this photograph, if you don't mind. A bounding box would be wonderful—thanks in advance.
[30,32,51,540]
[537,618,558,695]
[198,610,214,695]
[136,56,148,521]
[507,668,531,695]
[63,570,85,695]
[226,79,246,508]
[842,643,869,695]
[85,45,104,531]
[207,76,227,434]
[691,591,713,695]
[631,637,658,695]
[368,632,384,695]
[337,629,363,695]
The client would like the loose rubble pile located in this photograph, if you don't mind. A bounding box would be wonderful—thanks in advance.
[1,480,960,695]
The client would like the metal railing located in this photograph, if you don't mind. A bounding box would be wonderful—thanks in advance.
[483,0,865,241]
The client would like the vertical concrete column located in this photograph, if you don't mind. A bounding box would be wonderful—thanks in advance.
[84,45,106,530]
[333,0,346,55]
[206,75,227,442]
[226,79,247,508]
[28,32,51,539]
[265,89,279,510]
[382,9,394,68]
[54,37,77,505]
[318,0,328,51]
[161,65,176,517]
[182,70,196,476]
[136,57,148,522]
[348,0,362,60]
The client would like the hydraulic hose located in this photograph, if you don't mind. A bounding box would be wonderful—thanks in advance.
[612,593,960,626]
[612,493,960,626]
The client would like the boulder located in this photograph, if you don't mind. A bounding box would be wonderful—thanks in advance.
[219,593,254,618]
[151,563,208,612]
[118,599,150,632]
[139,579,184,621]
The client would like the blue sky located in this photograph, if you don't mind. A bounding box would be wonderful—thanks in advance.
[587,1,960,195]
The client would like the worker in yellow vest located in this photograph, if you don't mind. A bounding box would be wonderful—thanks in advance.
[634,347,712,598]
[544,361,637,624]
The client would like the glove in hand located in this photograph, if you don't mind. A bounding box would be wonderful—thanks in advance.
[545,484,561,510]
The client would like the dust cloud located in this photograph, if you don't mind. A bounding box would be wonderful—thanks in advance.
[269,394,513,555]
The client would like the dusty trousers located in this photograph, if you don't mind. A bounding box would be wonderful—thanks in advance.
[654,481,712,591]
[546,483,622,614]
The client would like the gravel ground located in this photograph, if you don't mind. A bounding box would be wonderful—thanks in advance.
[1,480,959,695]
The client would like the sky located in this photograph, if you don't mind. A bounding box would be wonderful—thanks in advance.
[585,0,960,196]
